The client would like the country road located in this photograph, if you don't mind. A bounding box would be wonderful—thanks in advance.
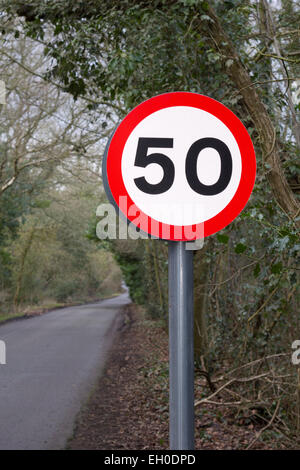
[0,292,131,450]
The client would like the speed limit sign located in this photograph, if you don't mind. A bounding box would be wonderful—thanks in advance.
[103,92,256,240]
[103,91,256,449]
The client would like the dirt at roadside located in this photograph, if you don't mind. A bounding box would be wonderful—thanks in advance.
[67,304,275,450]
[67,304,169,449]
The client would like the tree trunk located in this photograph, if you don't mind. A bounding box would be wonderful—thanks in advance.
[204,6,300,225]
[13,226,35,308]
[194,247,209,363]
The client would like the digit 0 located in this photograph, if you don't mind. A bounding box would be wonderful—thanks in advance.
[185,137,232,196]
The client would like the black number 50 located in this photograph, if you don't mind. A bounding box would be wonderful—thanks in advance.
[133,137,232,196]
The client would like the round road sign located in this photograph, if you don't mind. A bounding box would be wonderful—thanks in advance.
[103,92,256,240]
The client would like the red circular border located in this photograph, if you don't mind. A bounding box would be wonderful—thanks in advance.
[105,92,256,240]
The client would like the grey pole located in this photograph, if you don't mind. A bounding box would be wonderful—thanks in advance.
[168,241,194,450]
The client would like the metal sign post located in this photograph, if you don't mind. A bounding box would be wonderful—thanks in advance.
[168,241,194,450]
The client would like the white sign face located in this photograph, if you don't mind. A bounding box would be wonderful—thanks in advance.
[121,106,242,226]
[103,92,256,240]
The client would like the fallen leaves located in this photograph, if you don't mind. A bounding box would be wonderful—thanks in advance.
[67,304,279,450]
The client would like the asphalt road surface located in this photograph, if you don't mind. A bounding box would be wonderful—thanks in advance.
[0,292,130,450]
